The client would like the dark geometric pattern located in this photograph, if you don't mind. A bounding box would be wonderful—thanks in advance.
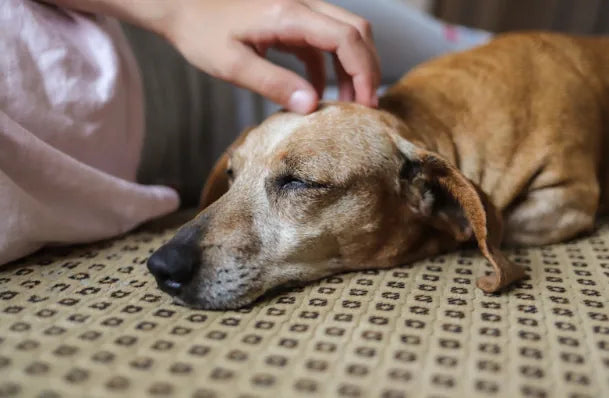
[1,222,608,398]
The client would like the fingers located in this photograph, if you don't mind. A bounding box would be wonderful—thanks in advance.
[268,1,380,107]
[295,48,326,99]
[332,54,354,101]
[216,0,379,111]
[275,44,326,99]
[303,0,380,69]
[222,42,319,114]
[309,0,381,96]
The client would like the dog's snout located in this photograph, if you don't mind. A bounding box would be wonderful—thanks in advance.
[147,243,199,293]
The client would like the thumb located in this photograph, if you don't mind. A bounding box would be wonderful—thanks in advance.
[225,44,319,114]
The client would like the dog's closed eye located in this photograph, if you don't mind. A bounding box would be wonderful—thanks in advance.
[276,175,327,191]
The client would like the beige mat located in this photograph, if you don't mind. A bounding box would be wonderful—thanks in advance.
[1,217,608,398]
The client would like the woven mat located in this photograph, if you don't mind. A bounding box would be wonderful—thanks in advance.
[1,216,608,398]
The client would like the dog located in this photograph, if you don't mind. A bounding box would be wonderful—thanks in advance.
[147,32,609,309]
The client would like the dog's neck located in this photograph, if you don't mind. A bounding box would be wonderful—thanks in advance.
[379,85,459,167]
[377,88,484,262]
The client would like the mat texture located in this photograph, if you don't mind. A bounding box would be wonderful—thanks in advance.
[1,216,608,398]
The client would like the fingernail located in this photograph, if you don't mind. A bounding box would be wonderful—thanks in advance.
[289,90,315,114]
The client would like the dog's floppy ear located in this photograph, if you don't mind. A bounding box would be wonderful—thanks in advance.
[199,127,254,209]
[396,139,526,293]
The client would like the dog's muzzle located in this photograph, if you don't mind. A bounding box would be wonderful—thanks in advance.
[147,226,201,295]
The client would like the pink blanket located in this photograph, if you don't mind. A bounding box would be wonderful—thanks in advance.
[0,0,179,265]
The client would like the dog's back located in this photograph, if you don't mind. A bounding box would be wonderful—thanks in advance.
[381,32,609,245]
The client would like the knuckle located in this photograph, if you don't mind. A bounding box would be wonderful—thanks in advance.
[258,79,287,103]
[261,72,287,94]
[357,19,373,39]
[219,55,243,82]
[342,25,362,45]
[270,0,296,18]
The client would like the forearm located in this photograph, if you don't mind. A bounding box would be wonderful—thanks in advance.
[41,0,174,36]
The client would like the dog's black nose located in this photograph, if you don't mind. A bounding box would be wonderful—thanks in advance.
[147,243,198,293]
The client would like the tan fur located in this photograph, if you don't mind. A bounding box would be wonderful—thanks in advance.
[157,32,609,309]
[381,32,609,245]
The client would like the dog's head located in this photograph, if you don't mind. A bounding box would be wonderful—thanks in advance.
[147,102,524,309]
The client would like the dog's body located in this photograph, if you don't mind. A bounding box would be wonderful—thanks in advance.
[381,32,609,246]
[148,32,609,309]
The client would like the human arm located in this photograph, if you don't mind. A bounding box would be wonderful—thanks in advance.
[43,0,381,113]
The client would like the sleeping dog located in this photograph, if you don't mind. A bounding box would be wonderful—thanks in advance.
[147,32,609,309]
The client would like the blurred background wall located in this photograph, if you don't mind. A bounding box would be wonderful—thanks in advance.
[432,0,609,34]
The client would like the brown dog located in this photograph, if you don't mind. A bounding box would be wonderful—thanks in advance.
[147,32,609,309]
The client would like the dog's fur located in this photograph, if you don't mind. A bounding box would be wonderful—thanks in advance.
[154,32,609,309]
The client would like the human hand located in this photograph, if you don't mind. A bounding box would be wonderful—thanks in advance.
[160,0,381,113]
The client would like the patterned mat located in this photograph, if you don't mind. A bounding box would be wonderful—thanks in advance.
[1,215,608,398]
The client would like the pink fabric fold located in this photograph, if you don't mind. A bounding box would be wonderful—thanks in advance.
[0,0,179,265]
